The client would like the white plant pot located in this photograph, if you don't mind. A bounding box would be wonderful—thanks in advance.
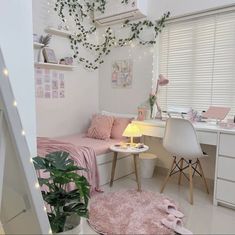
[56,215,82,235]
[38,48,44,63]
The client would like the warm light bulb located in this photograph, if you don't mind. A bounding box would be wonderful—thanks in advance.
[13,100,17,107]
[3,68,8,76]
[30,158,33,163]
[44,206,47,212]
[35,182,40,188]
[49,229,52,234]
[21,130,26,136]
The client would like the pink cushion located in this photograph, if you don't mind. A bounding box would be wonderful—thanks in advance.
[87,114,114,140]
[111,117,132,140]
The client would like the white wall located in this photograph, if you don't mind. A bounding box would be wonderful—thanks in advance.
[33,0,99,137]
[99,46,152,114]
[0,0,37,155]
[99,0,235,179]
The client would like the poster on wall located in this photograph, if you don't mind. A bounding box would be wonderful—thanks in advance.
[111,59,133,88]
[35,68,65,99]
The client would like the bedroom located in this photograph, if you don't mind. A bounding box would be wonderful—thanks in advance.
[1,0,235,234]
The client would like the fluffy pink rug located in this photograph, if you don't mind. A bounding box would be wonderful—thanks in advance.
[88,189,176,235]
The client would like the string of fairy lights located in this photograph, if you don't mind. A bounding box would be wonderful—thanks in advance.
[2,67,52,234]
[46,0,169,71]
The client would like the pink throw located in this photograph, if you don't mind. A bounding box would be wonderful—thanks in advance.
[37,137,100,193]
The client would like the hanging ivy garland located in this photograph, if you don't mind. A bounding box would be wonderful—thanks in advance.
[54,0,170,70]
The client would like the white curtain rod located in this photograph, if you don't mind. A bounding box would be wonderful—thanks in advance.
[166,3,235,24]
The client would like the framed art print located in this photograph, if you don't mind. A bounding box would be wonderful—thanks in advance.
[42,47,58,64]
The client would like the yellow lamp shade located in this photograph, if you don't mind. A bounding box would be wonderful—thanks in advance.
[122,123,142,143]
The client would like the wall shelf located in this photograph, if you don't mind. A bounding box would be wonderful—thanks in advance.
[34,62,76,71]
[45,27,72,37]
[33,42,44,48]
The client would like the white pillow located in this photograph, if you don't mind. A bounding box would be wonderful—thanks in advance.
[101,110,137,119]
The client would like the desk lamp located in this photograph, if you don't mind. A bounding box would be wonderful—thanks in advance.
[122,123,142,145]
[155,74,169,119]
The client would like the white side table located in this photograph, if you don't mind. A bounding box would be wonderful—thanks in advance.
[109,144,149,191]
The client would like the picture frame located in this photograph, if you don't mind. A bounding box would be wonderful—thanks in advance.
[137,107,147,121]
[111,59,133,88]
[42,47,58,64]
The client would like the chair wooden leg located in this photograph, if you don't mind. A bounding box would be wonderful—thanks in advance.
[178,158,184,185]
[197,159,209,194]
[160,157,176,193]
[189,160,194,205]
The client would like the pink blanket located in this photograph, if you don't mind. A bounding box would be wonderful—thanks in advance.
[37,137,100,193]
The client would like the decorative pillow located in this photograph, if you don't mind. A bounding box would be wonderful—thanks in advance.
[111,117,133,140]
[87,114,114,140]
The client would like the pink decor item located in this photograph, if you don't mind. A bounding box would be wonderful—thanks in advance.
[202,106,230,121]
[161,214,192,235]
[137,107,147,121]
[37,137,100,193]
[155,74,169,119]
[87,114,114,140]
[158,199,184,218]
[111,117,132,139]
[158,74,169,86]
[88,189,188,235]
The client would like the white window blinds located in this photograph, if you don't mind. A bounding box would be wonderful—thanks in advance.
[159,11,235,116]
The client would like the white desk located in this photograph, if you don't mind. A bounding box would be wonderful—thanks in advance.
[132,119,235,209]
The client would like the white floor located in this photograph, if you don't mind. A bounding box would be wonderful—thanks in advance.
[82,172,235,234]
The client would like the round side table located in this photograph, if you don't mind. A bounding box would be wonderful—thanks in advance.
[109,144,149,192]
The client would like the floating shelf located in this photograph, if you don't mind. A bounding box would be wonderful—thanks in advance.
[45,27,72,37]
[33,42,44,48]
[34,62,76,70]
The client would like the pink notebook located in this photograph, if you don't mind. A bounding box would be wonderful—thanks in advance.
[202,106,230,120]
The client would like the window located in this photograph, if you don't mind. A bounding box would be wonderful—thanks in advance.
[159,11,235,116]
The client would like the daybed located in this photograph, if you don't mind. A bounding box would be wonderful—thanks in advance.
[37,112,136,190]
[57,134,133,186]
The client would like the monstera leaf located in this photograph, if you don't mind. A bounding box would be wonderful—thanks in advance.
[33,151,90,233]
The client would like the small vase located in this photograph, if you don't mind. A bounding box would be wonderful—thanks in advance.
[38,48,44,62]
[150,104,158,119]
[150,106,153,119]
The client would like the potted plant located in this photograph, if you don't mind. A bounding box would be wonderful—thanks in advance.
[33,151,90,234]
[38,34,51,62]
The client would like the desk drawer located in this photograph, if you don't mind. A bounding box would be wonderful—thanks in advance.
[197,131,217,145]
[139,125,165,138]
[216,179,235,205]
[218,156,235,182]
[219,134,235,158]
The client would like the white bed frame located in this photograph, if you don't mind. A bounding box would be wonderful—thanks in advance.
[96,152,134,186]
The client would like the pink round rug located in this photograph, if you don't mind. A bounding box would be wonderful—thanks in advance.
[88,189,175,235]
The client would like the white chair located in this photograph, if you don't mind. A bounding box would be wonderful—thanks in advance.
[160,118,209,204]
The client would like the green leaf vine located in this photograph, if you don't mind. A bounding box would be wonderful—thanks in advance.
[54,0,170,70]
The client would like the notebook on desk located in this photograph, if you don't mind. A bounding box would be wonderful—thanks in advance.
[202,106,230,120]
